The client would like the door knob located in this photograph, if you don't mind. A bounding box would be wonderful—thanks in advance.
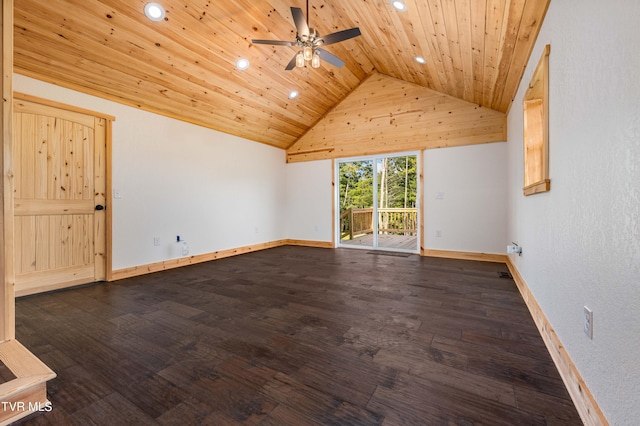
[95,205,105,211]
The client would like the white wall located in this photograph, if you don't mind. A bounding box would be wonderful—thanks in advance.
[14,74,288,270]
[507,1,640,424]
[424,143,508,254]
[286,144,508,254]
[285,160,333,242]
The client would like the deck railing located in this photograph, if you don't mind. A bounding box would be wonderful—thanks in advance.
[340,207,417,240]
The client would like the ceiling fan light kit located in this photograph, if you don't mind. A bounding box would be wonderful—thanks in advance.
[311,51,321,68]
[251,1,361,71]
[303,46,313,61]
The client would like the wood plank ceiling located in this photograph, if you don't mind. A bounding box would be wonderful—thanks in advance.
[13,0,549,152]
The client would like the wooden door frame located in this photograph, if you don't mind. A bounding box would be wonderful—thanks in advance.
[335,151,421,254]
[13,92,115,285]
[0,10,57,426]
[1,0,14,341]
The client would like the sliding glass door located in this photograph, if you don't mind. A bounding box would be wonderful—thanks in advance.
[337,153,418,252]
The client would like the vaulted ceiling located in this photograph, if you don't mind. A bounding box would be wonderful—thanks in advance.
[13,0,549,152]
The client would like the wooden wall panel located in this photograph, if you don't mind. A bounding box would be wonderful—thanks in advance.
[0,6,56,423]
[1,0,14,342]
[287,73,506,162]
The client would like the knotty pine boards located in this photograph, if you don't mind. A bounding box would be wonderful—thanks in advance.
[13,0,549,150]
[287,73,506,162]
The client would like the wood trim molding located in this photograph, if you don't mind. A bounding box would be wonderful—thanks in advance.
[331,160,336,248]
[1,0,14,342]
[284,239,333,249]
[522,45,551,196]
[0,340,56,425]
[110,239,333,281]
[506,257,608,426]
[419,151,425,253]
[110,240,288,281]
[421,249,507,263]
[523,179,550,196]
[105,119,114,282]
[13,92,116,122]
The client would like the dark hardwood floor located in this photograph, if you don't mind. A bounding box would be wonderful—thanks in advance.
[13,246,581,425]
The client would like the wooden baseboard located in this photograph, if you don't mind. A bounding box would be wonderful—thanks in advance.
[421,249,507,263]
[110,240,289,281]
[110,239,333,281]
[0,340,56,426]
[506,257,608,426]
[283,239,333,248]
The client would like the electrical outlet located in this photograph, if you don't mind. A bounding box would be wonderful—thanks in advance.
[583,306,593,339]
[436,230,442,238]
[507,244,523,255]
[153,237,160,246]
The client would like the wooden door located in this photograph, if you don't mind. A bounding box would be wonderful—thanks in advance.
[12,97,107,296]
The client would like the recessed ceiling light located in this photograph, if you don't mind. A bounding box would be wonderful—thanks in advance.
[414,55,427,64]
[144,2,165,21]
[236,58,250,71]
[288,90,299,99]
[391,1,407,11]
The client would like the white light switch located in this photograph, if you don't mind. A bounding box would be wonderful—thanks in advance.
[113,190,122,199]
[435,192,444,200]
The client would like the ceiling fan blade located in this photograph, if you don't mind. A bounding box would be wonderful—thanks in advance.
[285,54,298,71]
[316,48,345,68]
[320,27,361,46]
[251,39,295,46]
[291,7,310,37]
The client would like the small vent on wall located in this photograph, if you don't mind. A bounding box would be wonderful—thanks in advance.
[498,271,513,279]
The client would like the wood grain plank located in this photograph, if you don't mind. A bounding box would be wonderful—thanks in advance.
[19,113,36,200]
[482,0,507,107]
[287,73,505,162]
[17,216,36,274]
[13,246,583,424]
[1,0,14,342]
[13,0,549,152]
[499,0,551,113]
[490,0,526,110]
[14,99,96,128]
[470,0,488,104]
[34,216,49,272]
[14,199,94,216]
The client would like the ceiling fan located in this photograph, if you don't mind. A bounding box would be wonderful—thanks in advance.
[251,1,361,70]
